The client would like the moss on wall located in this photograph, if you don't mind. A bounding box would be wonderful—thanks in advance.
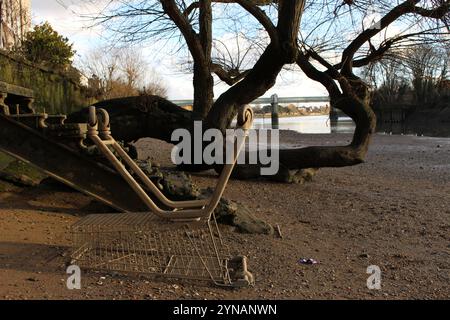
[0,50,90,114]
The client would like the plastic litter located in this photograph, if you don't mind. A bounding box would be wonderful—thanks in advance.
[299,258,319,265]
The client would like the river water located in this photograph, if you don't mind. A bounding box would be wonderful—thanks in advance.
[252,115,356,134]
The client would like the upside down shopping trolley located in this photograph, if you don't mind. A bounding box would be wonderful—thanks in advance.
[70,105,255,287]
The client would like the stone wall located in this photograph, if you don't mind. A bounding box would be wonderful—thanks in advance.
[0,50,89,114]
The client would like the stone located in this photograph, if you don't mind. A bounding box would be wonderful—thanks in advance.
[136,159,199,201]
[201,188,274,235]
[233,162,319,184]
[160,171,199,201]
[281,168,319,184]
[0,159,47,187]
[135,164,274,235]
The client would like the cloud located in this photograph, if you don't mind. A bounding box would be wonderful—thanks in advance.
[32,0,328,100]
[32,1,109,57]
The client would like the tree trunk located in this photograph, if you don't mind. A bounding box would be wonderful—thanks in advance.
[193,0,215,118]
[193,63,214,118]
[67,83,377,182]
[67,95,193,144]
[206,44,285,131]
[230,91,377,179]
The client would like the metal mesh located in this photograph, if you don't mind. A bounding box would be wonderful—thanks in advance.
[70,212,235,285]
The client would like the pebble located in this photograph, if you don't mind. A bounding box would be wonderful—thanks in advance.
[26,277,39,282]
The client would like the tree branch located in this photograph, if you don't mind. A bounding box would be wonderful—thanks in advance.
[236,0,278,43]
[160,0,205,63]
[206,0,306,130]
[413,2,450,19]
[211,63,251,85]
[184,0,278,42]
[184,0,236,16]
[341,0,450,75]
[296,52,342,99]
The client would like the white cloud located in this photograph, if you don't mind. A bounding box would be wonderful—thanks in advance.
[32,0,328,100]
[31,0,109,59]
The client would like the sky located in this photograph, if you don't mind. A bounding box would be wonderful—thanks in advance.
[30,0,329,100]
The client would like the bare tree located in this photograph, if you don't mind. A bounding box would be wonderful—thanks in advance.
[77,0,449,175]
[403,44,448,104]
[0,0,31,49]
[82,46,168,100]
[365,42,450,108]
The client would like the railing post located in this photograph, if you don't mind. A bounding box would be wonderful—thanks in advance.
[271,94,279,129]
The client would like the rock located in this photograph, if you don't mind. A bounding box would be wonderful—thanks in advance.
[0,159,47,187]
[160,170,199,201]
[136,160,199,201]
[286,168,319,184]
[139,166,274,235]
[233,162,319,184]
[201,188,274,235]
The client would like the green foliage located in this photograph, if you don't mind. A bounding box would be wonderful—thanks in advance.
[0,51,90,114]
[21,22,76,69]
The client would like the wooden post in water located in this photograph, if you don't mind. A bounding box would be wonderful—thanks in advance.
[271,94,279,129]
[330,106,339,125]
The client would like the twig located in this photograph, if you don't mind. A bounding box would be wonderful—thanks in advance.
[276,224,283,239]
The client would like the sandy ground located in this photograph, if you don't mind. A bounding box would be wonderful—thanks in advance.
[0,132,449,300]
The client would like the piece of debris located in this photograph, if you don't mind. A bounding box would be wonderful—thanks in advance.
[276,224,283,239]
[232,164,319,184]
[299,258,319,265]
[209,191,274,235]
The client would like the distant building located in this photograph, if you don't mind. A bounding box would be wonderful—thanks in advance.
[0,0,31,49]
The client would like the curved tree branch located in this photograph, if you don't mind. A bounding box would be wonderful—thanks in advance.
[206,0,306,130]
[160,0,205,63]
[236,0,278,43]
[342,0,449,76]
[211,63,251,85]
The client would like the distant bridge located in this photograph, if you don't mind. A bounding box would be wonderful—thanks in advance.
[172,95,345,126]
[172,96,330,107]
